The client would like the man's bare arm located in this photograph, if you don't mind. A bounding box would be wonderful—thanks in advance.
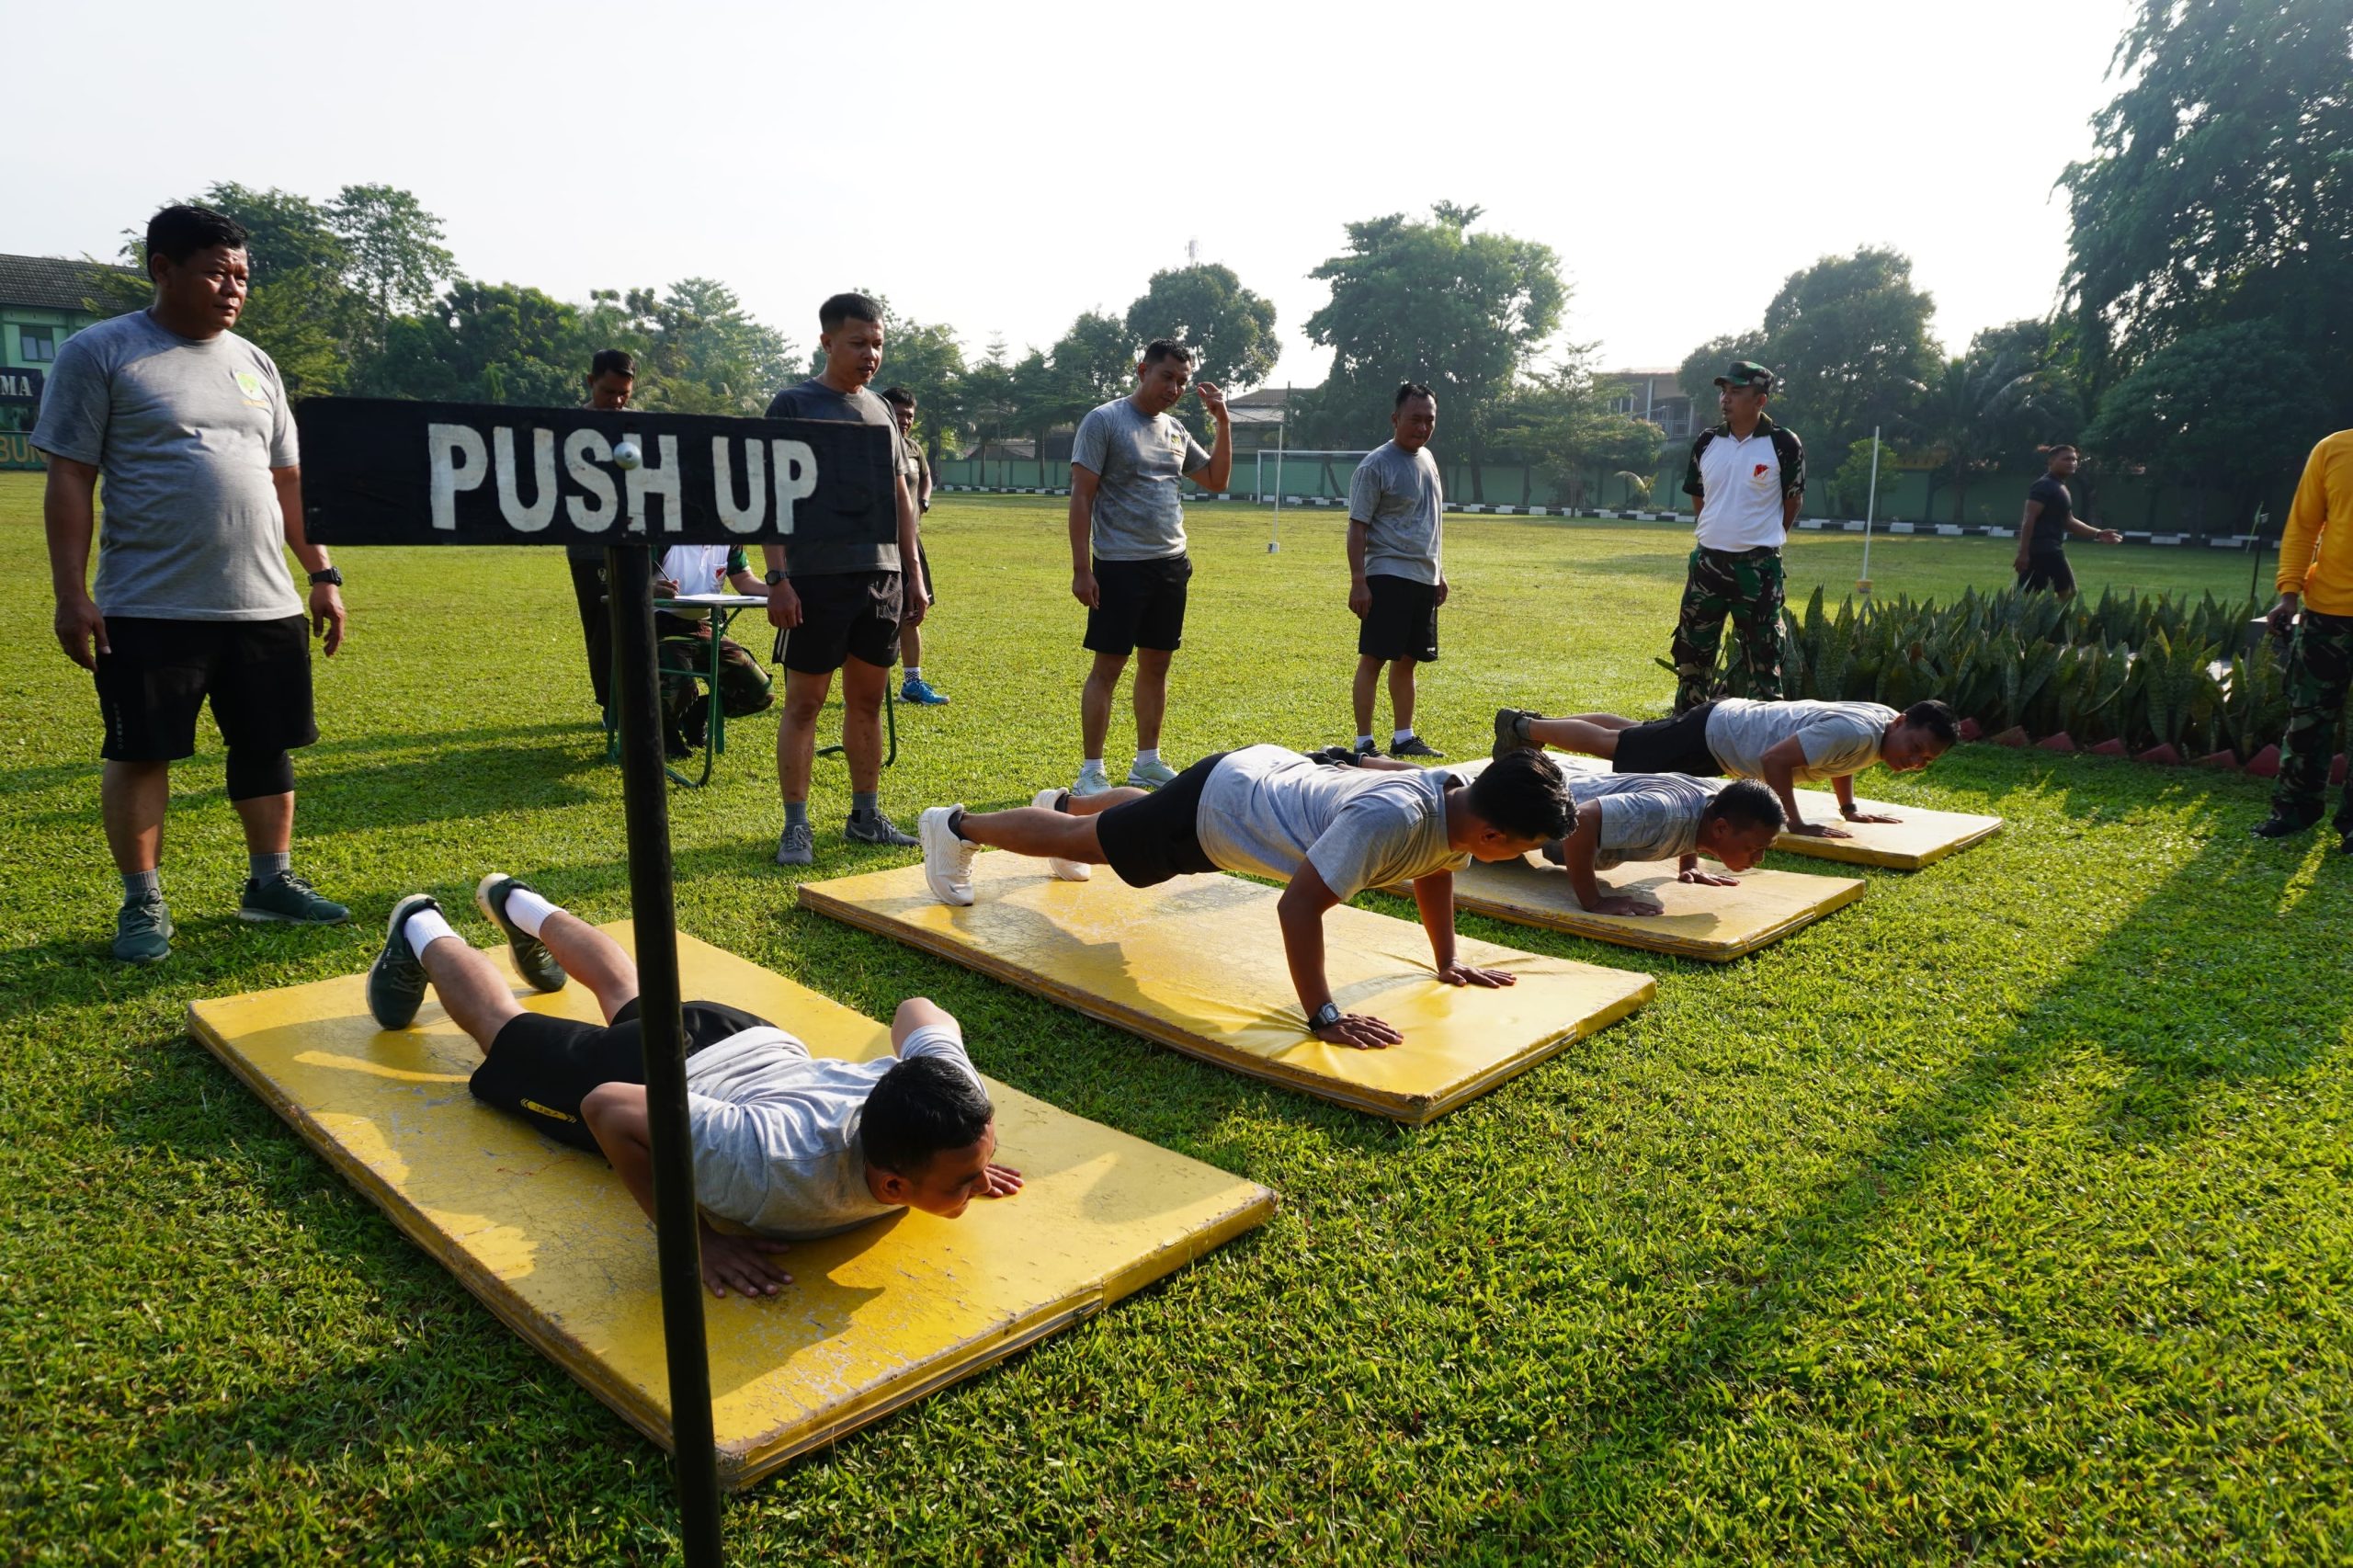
[581,1084,795,1299]
[1069,466,1103,607]
[43,457,107,669]
[1411,871,1514,988]
[1276,863,1401,1047]
[1558,803,1659,915]
[274,465,347,655]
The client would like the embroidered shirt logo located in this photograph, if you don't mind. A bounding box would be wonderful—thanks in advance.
[1752,462,1769,478]
[233,370,269,405]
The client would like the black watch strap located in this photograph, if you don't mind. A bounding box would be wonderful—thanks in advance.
[763,569,788,585]
[1308,1002,1343,1032]
[308,567,343,586]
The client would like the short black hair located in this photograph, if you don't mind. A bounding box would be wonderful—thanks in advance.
[1141,339,1195,368]
[1465,751,1574,841]
[147,204,248,267]
[2043,442,2079,458]
[1901,699,1960,745]
[860,1055,993,1176]
[880,385,916,410]
[819,292,884,332]
[589,348,635,380]
[1395,381,1436,409]
[1706,778,1787,835]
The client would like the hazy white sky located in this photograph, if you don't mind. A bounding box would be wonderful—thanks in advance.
[14,0,2134,382]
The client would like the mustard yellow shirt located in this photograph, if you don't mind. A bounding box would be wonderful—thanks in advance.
[2279,429,2353,617]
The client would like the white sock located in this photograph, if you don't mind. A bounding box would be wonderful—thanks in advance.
[1135,747,1162,767]
[1356,733,1376,750]
[1080,757,1106,774]
[404,908,458,956]
[1392,728,1415,745]
[904,665,921,681]
[505,887,560,937]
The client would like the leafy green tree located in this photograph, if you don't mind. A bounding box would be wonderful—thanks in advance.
[1123,264,1279,401]
[1914,321,2086,522]
[1050,311,1139,411]
[1676,332,1771,411]
[2082,321,2329,527]
[365,280,599,407]
[1303,202,1563,486]
[2060,0,2353,427]
[621,278,794,415]
[327,184,454,353]
[1500,352,1665,509]
[959,337,1020,449]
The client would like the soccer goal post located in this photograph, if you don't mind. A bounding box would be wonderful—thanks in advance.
[1252,449,1373,553]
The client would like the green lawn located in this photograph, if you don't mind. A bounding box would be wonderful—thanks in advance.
[3,474,2348,1565]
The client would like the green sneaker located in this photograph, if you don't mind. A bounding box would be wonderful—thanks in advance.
[1126,756,1180,789]
[476,872,566,994]
[240,871,350,926]
[1492,708,1540,761]
[112,896,174,964]
[369,894,441,1029]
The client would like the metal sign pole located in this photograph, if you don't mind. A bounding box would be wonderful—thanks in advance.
[1856,426,1881,597]
[606,513,723,1563]
[1269,400,1286,554]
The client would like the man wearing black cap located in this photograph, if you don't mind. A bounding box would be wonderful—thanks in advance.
[1671,361,1805,714]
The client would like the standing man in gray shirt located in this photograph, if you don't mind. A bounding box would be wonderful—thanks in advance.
[1345,383,1448,759]
[36,204,351,964]
[1067,339,1233,796]
[761,293,928,867]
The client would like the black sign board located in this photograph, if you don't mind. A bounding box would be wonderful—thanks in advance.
[0,368,41,403]
[295,396,897,547]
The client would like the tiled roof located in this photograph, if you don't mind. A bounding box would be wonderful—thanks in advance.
[0,254,140,312]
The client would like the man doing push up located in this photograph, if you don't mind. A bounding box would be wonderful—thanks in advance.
[364,874,1021,1299]
[916,747,1574,1049]
[1493,697,1957,837]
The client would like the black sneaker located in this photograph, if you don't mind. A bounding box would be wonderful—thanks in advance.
[1391,734,1445,759]
[240,871,350,925]
[2251,812,2321,839]
[1353,739,1383,760]
[476,873,565,993]
[112,895,174,964]
[1493,708,1540,761]
[369,894,442,1030]
[1304,745,1361,767]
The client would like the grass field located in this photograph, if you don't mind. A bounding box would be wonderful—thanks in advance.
[4,472,2349,1565]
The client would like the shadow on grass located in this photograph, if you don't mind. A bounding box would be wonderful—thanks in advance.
[1476,804,2352,1552]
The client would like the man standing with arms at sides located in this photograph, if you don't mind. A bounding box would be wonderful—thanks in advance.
[1067,340,1233,795]
[2013,443,2120,596]
[36,204,351,963]
[881,386,948,706]
[1672,361,1805,714]
[2254,425,2353,849]
[762,293,928,868]
[567,348,636,722]
[1345,383,1448,758]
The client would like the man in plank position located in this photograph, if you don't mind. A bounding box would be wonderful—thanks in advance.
[1544,773,1788,916]
[363,875,1021,1299]
[1492,697,1958,837]
[915,747,1574,1049]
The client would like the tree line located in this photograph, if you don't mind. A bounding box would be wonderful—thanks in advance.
[84,0,2344,521]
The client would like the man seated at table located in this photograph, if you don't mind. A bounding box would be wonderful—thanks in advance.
[655,542,771,753]
[1493,697,1957,837]
[364,872,1023,1299]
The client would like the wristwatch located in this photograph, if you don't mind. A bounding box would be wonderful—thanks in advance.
[1308,1002,1343,1032]
[763,569,789,585]
[308,567,344,587]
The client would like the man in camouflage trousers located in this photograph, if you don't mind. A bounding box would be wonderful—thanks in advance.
[2255,426,2353,849]
[1672,361,1805,714]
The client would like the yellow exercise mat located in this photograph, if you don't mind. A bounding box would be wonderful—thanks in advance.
[797,858,1654,1124]
[1430,854,1866,961]
[1500,753,2004,870]
[185,924,1273,1490]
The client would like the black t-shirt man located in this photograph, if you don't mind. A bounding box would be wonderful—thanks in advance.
[2025,475,2075,556]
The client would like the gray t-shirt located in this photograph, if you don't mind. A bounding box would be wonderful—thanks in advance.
[684,1019,981,1239]
[1705,699,1895,784]
[1072,396,1211,562]
[1193,744,1468,901]
[1562,772,1722,868]
[764,377,906,576]
[1347,440,1444,585]
[32,311,303,621]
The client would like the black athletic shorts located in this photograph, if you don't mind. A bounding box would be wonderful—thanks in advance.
[1358,573,1441,662]
[2017,552,2075,596]
[95,615,319,764]
[469,996,773,1153]
[1084,553,1192,655]
[773,569,903,675]
[1096,750,1230,888]
[1612,699,1723,777]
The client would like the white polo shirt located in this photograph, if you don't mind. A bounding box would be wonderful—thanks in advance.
[1688,415,1802,551]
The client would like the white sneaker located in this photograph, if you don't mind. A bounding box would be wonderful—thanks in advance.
[918,806,979,905]
[1072,765,1113,798]
[1127,756,1179,789]
[1031,788,1092,881]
